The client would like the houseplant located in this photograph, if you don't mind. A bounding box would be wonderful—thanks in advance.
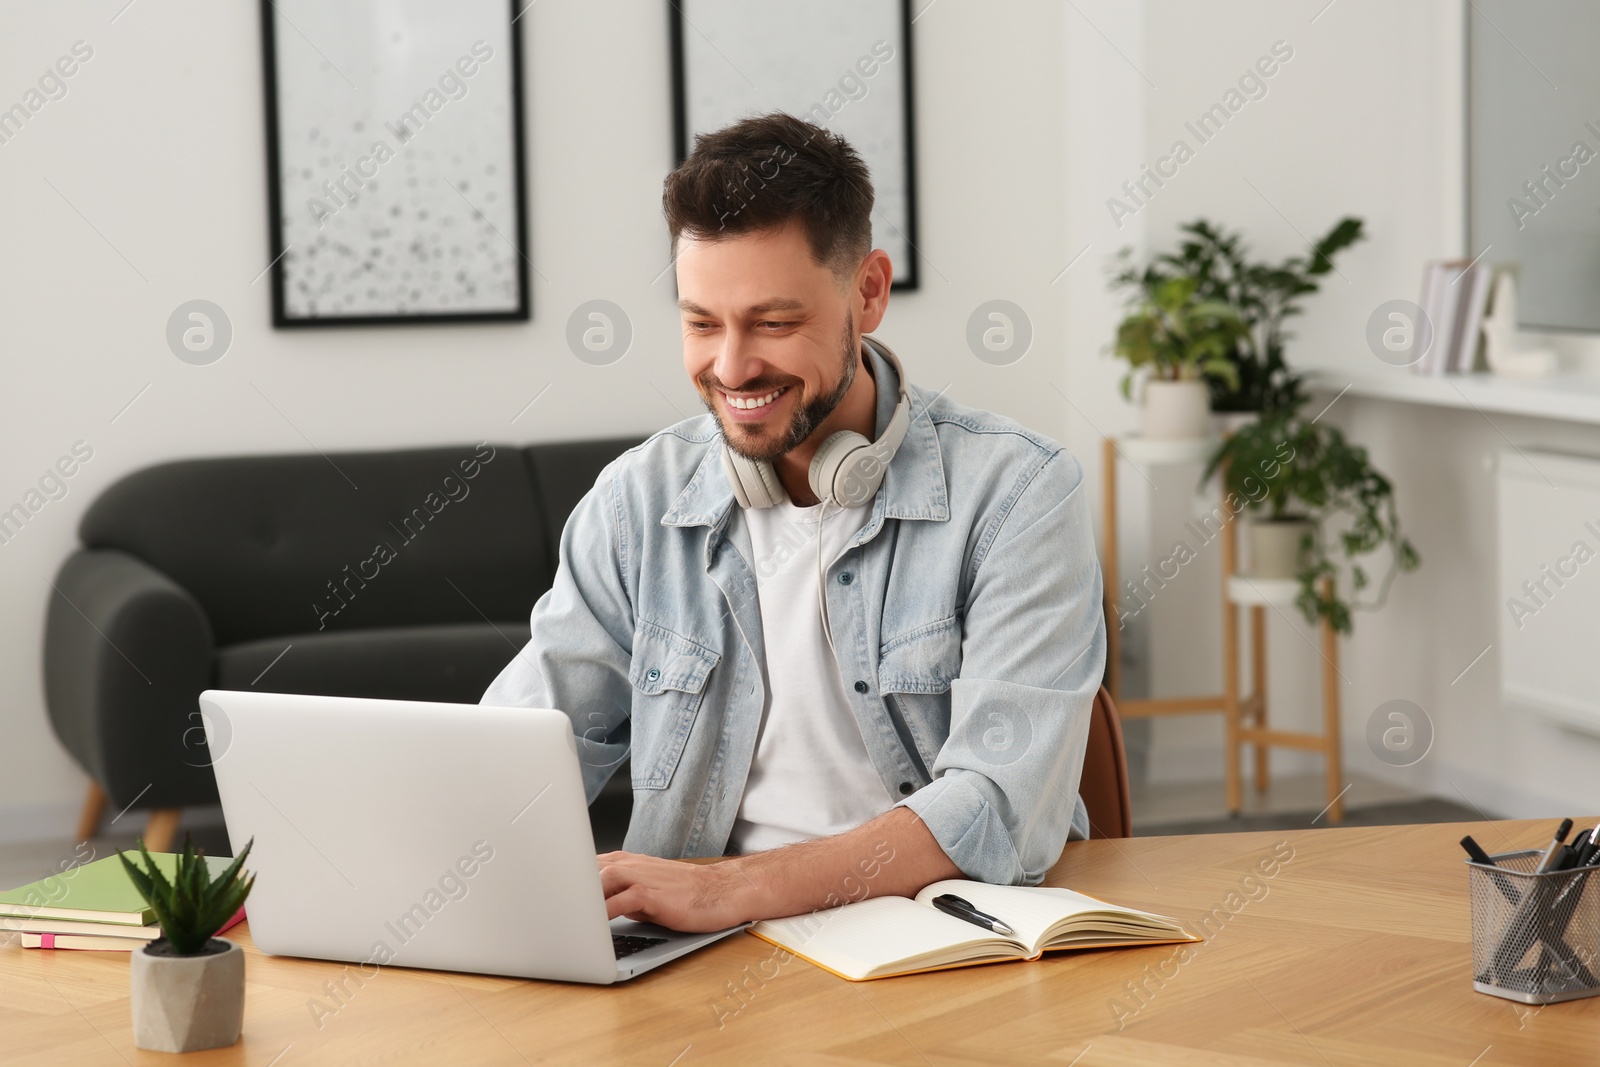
[120,835,255,1053]
[1204,405,1420,634]
[1116,217,1365,416]
[1110,273,1245,439]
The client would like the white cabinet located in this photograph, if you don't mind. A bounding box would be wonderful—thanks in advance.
[1498,449,1600,734]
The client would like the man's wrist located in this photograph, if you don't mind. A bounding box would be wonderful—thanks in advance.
[717,855,771,924]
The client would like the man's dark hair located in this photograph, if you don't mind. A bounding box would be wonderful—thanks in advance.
[663,112,874,284]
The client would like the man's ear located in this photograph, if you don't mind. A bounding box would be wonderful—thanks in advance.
[854,248,893,333]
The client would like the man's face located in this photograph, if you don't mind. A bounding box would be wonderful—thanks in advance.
[677,220,858,463]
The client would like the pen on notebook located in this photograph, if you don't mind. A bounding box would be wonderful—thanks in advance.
[931,895,1014,937]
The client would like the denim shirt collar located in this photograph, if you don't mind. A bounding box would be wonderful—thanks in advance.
[660,335,949,531]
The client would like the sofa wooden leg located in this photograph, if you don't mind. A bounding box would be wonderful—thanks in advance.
[75,782,107,843]
[143,809,182,852]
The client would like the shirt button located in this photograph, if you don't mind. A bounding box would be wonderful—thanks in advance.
[646,668,660,682]
[853,680,869,694]
[838,571,853,585]
[898,782,914,795]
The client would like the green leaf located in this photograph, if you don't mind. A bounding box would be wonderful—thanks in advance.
[116,834,255,955]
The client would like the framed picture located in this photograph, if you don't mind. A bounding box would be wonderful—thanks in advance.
[669,0,920,290]
[259,0,530,326]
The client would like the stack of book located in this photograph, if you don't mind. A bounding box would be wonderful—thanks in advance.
[1414,258,1494,375]
[0,851,242,951]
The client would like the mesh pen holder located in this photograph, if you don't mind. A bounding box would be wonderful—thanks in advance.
[1469,849,1600,1004]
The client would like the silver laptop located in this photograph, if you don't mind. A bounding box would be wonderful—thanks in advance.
[199,689,744,984]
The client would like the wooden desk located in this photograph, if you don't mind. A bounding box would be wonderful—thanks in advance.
[4,819,1596,1065]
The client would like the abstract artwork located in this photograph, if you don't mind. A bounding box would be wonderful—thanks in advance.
[260,0,529,325]
[670,0,920,290]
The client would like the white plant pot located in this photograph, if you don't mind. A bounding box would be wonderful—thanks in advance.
[131,938,245,1053]
[1140,379,1213,440]
[1249,518,1315,580]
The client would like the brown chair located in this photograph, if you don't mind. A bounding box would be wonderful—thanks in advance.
[1079,685,1132,839]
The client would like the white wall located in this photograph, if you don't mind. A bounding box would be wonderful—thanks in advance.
[0,1,1081,841]
[1120,0,1468,785]
[1128,0,1600,820]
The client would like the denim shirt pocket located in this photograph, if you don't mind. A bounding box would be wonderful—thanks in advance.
[879,615,962,694]
[878,616,962,771]
[628,621,720,790]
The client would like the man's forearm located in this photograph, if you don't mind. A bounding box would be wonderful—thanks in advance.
[724,806,962,921]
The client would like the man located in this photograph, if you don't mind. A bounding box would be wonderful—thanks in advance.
[482,113,1105,932]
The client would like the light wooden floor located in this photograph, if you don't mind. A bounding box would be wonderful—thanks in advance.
[1133,770,1436,825]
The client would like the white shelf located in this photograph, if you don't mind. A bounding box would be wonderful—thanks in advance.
[1114,434,1220,466]
[1227,575,1301,607]
[1309,369,1600,426]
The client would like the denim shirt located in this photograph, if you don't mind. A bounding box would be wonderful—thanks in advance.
[482,337,1106,886]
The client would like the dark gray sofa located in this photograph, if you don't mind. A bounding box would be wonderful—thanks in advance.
[43,436,644,845]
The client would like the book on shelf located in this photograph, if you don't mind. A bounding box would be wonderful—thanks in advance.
[1414,258,1492,376]
[1449,263,1493,373]
[0,850,238,927]
[749,879,1199,982]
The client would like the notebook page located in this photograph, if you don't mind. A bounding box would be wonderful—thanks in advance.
[752,896,1013,979]
[914,881,1180,953]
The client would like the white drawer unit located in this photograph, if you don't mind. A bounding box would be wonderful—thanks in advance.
[1498,449,1600,735]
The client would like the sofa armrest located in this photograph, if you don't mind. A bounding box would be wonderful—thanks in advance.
[44,549,217,810]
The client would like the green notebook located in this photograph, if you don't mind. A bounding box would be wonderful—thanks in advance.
[0,851,235,927]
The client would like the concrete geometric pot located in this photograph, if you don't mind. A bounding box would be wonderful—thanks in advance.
[131,938,244,1053]
[1248,518,1315,580]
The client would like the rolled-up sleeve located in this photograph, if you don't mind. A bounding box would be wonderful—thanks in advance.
[480,466,636,803]
[896,450,1106,885]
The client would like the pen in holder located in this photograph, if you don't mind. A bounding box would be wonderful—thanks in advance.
[1469,849,1600,1004]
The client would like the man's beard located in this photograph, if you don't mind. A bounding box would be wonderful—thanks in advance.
[699,313,858,464]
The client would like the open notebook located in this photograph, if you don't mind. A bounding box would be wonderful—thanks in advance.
[750,879,1200,981]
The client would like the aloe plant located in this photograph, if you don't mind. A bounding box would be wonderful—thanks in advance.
[119,835,255,955]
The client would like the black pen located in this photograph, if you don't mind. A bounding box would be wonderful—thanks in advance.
[1459,835,1497,867]
[1550,827,1600,909]
[1487,819,1573,984]
[1535,818,1574,873]
[931,894,1014,937]
[1573,827,1600,868]
[1462,835,1521,907]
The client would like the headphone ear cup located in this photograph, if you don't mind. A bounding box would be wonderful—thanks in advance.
[721,446,786,508]
[808,430,871,506]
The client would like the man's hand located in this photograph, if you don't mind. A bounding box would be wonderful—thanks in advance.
[598,806,962,931]
[598,851,754,932]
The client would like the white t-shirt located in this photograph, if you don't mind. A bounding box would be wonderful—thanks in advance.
[727,497,894,854]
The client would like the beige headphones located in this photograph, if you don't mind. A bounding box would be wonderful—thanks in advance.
[720,336,912,509]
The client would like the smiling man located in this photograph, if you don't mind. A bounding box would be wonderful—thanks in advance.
[482,113,1105,932]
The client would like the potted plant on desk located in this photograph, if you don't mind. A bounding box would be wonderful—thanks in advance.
[1204,405,1420,633]
[120,836,255,1053]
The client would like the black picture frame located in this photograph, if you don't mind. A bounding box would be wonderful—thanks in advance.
[259,0,531,327]
[668,0,920,291]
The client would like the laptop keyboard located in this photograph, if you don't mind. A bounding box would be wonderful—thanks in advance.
[613,934,668,959]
